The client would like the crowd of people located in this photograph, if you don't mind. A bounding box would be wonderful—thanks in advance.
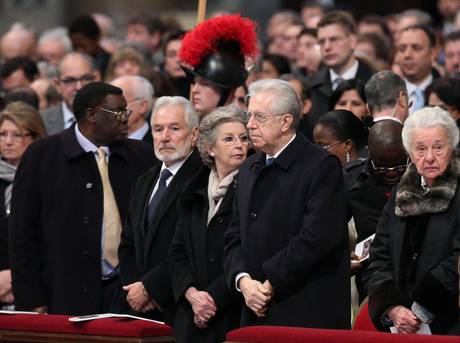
[0,0,459,341]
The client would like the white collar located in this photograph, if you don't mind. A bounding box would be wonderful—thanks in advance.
[62,102,76,129]
[329,60,359,84]
[405,74,433,94]
[266,133,296,161]
[128,122,150,140]
[373,115,403,124]
[160,151,193,177]
[75,124,110,156]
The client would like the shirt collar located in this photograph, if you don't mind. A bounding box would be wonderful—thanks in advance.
[329,60,359,84]
[160,150,193,177]
[74,124,110,156]
[405,74,433,94]
[128,122,150,140]
[373,116,403,124]
[266,133,296,161]
[62,102,76,128]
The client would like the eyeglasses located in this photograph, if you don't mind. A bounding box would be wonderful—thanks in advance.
[59,74,95,87]
[0,131,31,142]
[244,111,273,124]
[96,107,132,121]
[221,134,250,145]
[370,157,410,174]
[318,141,343,149]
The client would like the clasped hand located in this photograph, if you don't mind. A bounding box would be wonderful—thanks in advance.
[185,287,217,329]
[123,282,156,312]
[388,305,421,334]
[239,277,274,317]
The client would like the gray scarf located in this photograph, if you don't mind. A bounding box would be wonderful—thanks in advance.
[0,160,16,216]
[207,169,238,224]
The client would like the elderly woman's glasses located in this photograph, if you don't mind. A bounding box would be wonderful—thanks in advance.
[96,107,132,121]
[370,157,410,174]
[221,134,250,145]
[0,131,31,142]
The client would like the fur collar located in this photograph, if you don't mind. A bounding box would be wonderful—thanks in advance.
[395,156,460,217]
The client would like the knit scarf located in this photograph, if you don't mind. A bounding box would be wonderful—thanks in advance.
[207,168,238,224]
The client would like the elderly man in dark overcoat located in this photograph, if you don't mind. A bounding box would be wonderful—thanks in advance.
[224,79,350,328]
[9,82,157,315]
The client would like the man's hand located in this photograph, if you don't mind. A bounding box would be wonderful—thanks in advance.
[185,287,217,326]
[0,269,13,303]
[239,276,272,317]
[123,282,155,312]
[388,305,421,333]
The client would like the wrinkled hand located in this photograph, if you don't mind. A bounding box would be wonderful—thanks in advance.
[185,287,216,326]
[123,282,156,312]
[0,270,13,303]
[193,313,208,329]
[239,276,272,317]
[388,306,421,333]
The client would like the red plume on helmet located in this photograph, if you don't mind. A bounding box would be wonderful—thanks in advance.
[179,14,258,89]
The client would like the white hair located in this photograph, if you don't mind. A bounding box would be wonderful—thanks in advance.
[248,78,301,129]
[113,75,154,114]
[38,27,72,52]
[402,106,459,152]
[151,96,199,131]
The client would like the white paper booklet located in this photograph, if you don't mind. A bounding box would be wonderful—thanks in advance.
[69,313,164,325]
[354,233,376,262]
[390,323,432,335]
[0,310,39,315]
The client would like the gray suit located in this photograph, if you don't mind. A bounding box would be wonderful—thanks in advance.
[40,104,65,136]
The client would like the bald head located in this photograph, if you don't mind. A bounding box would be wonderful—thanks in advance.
[368,120,405,163]
[110,75,154,134]
[1,27,37,60]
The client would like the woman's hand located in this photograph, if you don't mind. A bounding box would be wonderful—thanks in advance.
[0,269,13,303]
[388,305,421,333]
[185,287,217,327]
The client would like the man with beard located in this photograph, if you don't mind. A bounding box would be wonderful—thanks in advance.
[344,119,407,301]
[10,82,156,315]
[118,96,202,324]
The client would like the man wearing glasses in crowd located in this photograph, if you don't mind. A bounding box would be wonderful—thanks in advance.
[10,82,156,315]
[40,52,100,135]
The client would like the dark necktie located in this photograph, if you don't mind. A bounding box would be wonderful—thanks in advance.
[266,157,275,166]
[147,169,172,226]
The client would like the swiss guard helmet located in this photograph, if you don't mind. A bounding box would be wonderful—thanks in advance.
[179,14,258,107]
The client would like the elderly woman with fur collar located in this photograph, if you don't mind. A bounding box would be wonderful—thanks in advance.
[367,106,460,335]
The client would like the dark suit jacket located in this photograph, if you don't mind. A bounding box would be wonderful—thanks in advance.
[9,125,157,315]
[40,103,64,136]
[118,150,202,324]
[224,133,350,329]
[168,166,242,343]
[306,60,374,130]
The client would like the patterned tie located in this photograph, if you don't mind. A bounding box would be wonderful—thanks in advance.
[411,88,424,113]
[333,77,345,90]
[266,157,275,166]
[96,148,122,267]
[147,168,172,227]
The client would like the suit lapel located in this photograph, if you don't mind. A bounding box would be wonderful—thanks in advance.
[240,152,265,230]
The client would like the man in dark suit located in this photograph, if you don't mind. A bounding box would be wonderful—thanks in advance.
[111,75,154,145]
[224,79,350,329]
[118,96,202,324]
[40,52,100,135]
[9,82,157,315]
[306,11,373,132]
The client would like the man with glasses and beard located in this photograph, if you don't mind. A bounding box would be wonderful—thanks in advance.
[10,82,156,315]
[345,119,408,301]
[118,96,202,324]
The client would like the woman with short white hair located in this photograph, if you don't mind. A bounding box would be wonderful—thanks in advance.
[367,106,460,335]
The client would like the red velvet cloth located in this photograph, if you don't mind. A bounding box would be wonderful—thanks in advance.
[0,314,172,338]
[226,326,460,343]
[352,302,377,331]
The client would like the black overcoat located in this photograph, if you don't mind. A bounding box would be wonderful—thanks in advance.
[118,150,202,323]
[9,125,156,315]
[168,166,242,343]
[224,133,350,329]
